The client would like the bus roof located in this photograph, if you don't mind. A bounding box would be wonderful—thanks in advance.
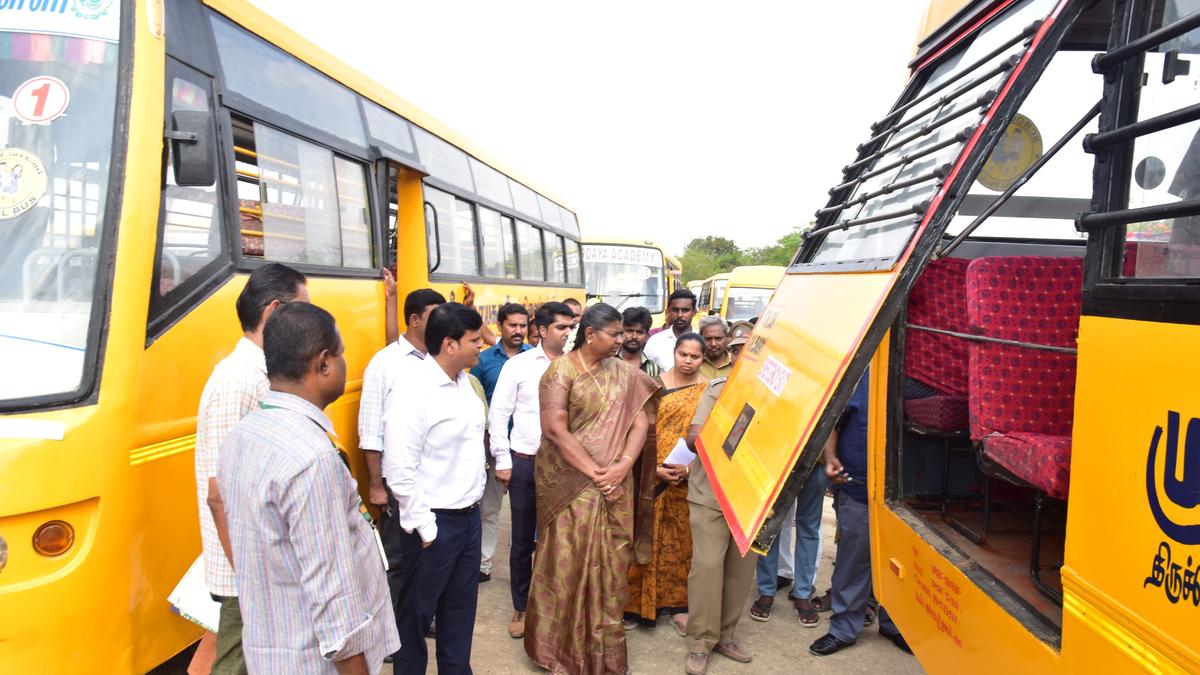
[204,0,576,213]
[726,265,785,288]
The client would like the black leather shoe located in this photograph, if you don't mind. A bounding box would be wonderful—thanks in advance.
[479,571,492,583]
[809,633,855,656]
[775,575,793,591]
[883,631,912,654]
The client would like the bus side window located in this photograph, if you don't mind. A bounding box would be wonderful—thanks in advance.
[516,220,546,281]
[149,62,230,335]
[1121,22,1200,279]
[567,240,583,285]
[545,234,567,284]
[232,116,373,269]
[478,205,517,279]
[424,185,479,277]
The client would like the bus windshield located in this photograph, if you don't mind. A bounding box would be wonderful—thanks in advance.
[583,244,665,313]
[725,287,772,322]
[0,28,121,404]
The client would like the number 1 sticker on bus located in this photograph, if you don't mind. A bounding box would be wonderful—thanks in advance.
[13,76,70,125]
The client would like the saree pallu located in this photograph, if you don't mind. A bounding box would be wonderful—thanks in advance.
[524,355,658,675]
[624,382,705,622]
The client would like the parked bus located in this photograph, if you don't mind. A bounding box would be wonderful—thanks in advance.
[0,0,583,670]
[583,238,674,326]
[710,265,785,322]
[699,0,1200,672]
[697,271,730,315]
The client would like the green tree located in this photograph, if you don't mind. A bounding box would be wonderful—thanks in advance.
[746,230,805,266]
[679,236,744,282]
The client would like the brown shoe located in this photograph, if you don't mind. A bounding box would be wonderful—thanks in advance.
[715,641,752,663]
[508,611,525,639]
[685,651,709,675]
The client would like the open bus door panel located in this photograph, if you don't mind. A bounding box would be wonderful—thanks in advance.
[696,0,1086,554]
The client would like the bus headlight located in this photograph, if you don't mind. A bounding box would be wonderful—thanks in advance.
[32,521,74,557]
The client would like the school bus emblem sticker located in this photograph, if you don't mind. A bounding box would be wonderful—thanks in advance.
[977,113,1043,192]
[0,148,48,220]
[1142,411,1200,606]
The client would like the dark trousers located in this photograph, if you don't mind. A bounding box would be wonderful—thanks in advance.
[380,485,407,654]
[509,453,537,612]
[828,492,900,642]
[395,508,481,675]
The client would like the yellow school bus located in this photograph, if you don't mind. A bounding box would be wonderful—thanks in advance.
[699,0,1200,672]
[711,265,785,322]
[697,271,731,315]
[584,238,676,326]
[0,0,581,671]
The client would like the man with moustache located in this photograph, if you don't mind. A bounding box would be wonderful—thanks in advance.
[697,316,732,379]
[618,306,661,378]
[643,289,699,371]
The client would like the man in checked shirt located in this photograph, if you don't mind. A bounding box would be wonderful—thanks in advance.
[195,262,307,675]
[219,303,398,675]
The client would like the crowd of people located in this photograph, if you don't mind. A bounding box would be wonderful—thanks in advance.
[190,264,910,675]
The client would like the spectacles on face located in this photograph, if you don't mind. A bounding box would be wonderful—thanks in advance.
[597,329,623,341]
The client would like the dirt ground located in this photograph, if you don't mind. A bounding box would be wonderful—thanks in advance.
[385,495,924,675]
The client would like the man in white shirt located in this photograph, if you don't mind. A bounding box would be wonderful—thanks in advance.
[357,287,445,650]
[383,302,487,674]
[644,288,699,370]
[195,263,308,675]
[487,301,575,639]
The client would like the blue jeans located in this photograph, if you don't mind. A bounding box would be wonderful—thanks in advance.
[756,468,826,599]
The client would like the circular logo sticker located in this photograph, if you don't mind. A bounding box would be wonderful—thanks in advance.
[0,149,48,220]
[72,0,117,20]
[12,76,71,125]
[977,113,1043,192]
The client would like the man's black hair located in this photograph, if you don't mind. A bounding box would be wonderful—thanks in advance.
[425,302,483,356]
[534,301,574,330]
[497,302,530,325]
[264,303,340,382]
[235,263,307,332]
[404,288,447,324]
[563,298,582,312]
[668,288,697,310]
[621,306,653,332]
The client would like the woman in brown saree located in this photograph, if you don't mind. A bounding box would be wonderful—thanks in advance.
[524,303,659,675]
[624,333,708,634]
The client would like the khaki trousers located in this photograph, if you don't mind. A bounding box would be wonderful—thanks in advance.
[685,503,758,653]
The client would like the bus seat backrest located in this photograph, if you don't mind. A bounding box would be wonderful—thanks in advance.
[966,256,1083,440]
[905,257,970,397]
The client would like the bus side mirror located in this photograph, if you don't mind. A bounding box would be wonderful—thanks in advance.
[167,111,216,187]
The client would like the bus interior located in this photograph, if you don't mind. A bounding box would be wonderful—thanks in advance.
[885,0,1198,637]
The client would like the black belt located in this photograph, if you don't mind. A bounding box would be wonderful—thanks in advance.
[432,502,479,515]
[512,451,536,460]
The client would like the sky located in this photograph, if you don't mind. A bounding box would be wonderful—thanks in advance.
[248,0,931,255]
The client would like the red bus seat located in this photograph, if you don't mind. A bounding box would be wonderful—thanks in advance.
[904,257,970,431]
[966,256,1082,501]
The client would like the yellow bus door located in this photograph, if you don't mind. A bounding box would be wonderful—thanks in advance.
[697,0,1083,554]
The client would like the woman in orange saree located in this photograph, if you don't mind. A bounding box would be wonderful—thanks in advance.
[524,303,659,675]
[624,333,708,633]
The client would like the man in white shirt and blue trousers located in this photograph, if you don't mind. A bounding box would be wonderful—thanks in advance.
[384,302,488,674]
